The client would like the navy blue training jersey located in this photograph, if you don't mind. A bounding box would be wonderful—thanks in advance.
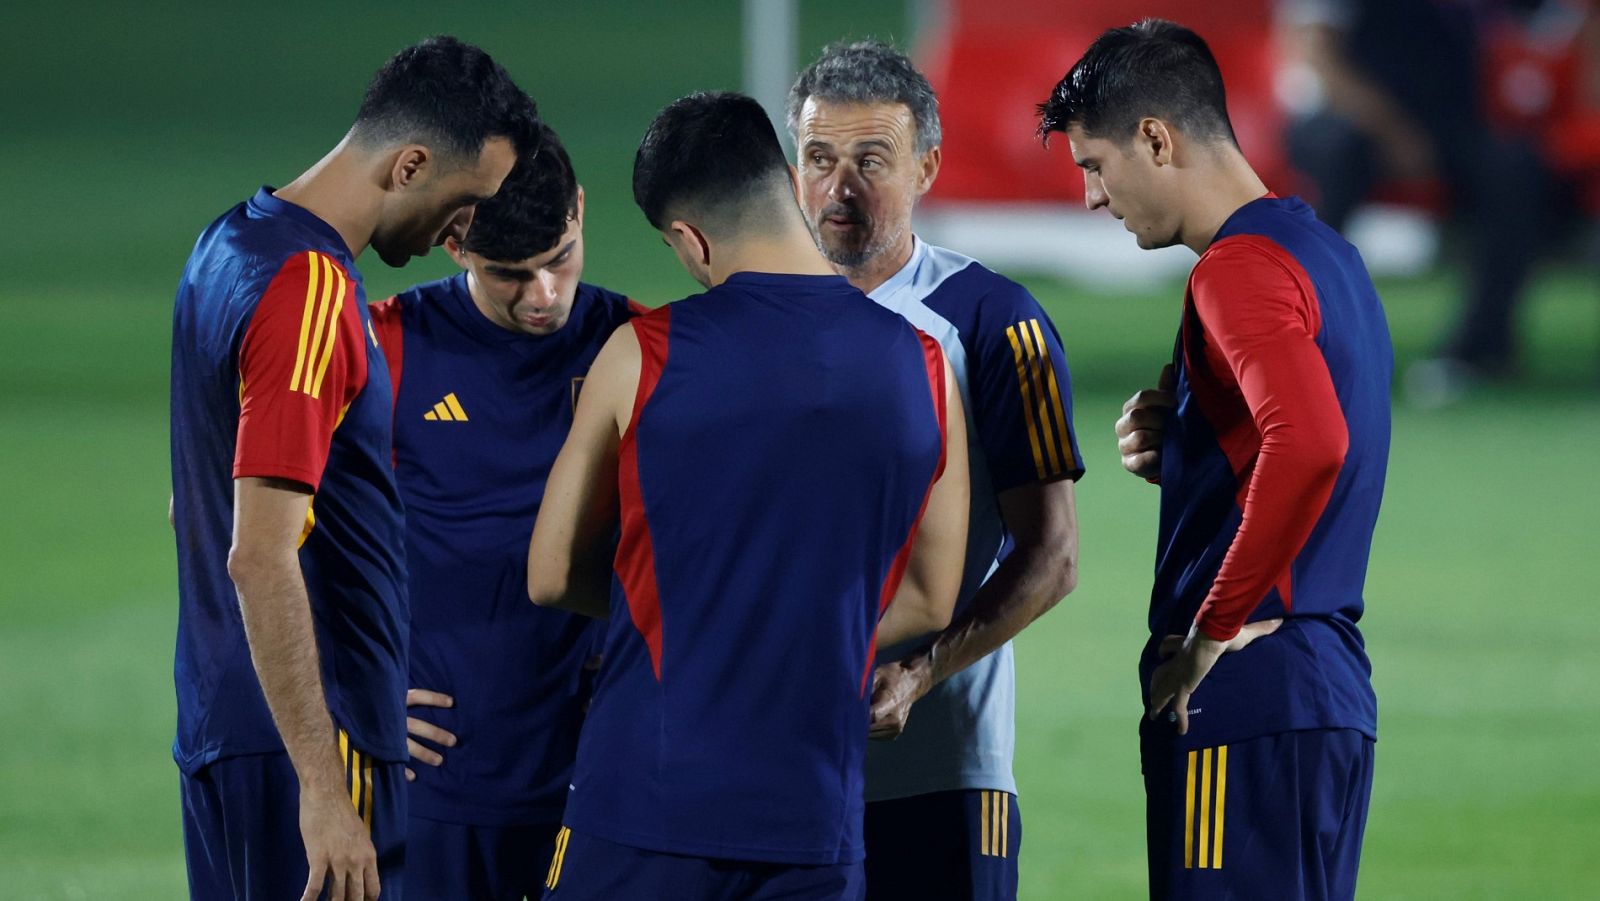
[372,275,637,826]
[170,187,408,772]
[1141,195,1391,750]
[562,272,950,866]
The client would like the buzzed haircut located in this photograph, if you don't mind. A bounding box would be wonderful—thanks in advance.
[787,39,942,155]
[460,123,580,262]
[633,91,794,235]
[350,35,542,163]
[1036,19,1237,147]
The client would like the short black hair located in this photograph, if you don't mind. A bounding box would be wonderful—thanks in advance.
[460,123,580,261]
[351,35,541,162]
[633,91,793,235]
[1037,19,1236,147]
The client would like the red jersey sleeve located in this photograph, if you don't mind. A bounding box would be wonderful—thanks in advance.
[234,251,368,490]
[1190,236,1349,641]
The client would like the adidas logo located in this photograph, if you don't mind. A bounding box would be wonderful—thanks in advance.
[424,392,469,422]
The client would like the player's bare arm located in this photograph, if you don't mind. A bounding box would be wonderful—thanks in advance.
[871,477,1078,740]
[402,688,455,782]
[228,476,380,901]
[875,356,970,649]
[528,322,639,617]
[1115,363,1175,479]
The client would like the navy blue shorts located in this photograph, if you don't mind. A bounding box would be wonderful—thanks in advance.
[863,789,1020,900]
[1142,728,1374,901]
[541,827,864,900]
[408,816,559,901]
[181,734,406,900]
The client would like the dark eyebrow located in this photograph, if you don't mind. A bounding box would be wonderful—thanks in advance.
[547,238,577,261]
[484,263,533,279]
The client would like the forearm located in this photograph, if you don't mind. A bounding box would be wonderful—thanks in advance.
[231,555,345,795]
[925,540,1075,684]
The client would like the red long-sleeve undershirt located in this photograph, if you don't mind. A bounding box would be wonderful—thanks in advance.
[1188,235,1350,641]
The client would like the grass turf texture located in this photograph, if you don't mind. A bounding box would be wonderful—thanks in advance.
[3,2,1597,897]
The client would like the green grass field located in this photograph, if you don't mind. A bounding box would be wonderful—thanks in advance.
[3,2,1598,897]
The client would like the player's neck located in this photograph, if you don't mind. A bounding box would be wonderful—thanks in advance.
[274,139,382,259]
[838,231,914,296]
[1179,150,1269,255]
[709,226,838,286]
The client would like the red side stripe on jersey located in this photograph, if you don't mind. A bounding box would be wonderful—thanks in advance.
[625,298,651,319]
[369,297,405,411]
[616,310,672,681]
[861,332,949,695]
[368,296,405,470]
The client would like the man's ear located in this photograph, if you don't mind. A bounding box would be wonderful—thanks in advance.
[443,236,470,271]
[915,146,942,197]
[668,219,711,266]
[573,185,586,227]
[389,144,431,189]
[1138,118,1175,167]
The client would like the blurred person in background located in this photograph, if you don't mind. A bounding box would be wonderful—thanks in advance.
[1277,0,1587,401]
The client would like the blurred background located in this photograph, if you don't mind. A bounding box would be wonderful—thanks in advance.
[1,0,1595,897]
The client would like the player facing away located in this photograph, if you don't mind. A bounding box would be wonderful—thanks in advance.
[789,42,1083,901]
[1038,20,1391,901]
[169,37,537,901]
[370,123,641,901]
[525,91,971,901]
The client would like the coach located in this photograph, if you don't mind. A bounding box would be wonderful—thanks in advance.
[789,41,1084,901]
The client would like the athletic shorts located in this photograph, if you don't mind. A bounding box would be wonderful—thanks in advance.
[541,827,864,901]
[408,816,560,901]
[181,732,405,900]
[1142,727,1374,901]
[863,789,1021,900]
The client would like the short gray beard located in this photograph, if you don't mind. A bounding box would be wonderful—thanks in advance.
[814,219,906,273]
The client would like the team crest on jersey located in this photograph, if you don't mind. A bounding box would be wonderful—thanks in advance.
[570,376,585,411]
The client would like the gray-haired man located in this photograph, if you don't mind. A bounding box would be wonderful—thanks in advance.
[789,41,1084,899]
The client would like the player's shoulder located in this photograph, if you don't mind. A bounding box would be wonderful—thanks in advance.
[912,240,1049,333]
[577,282,648,324]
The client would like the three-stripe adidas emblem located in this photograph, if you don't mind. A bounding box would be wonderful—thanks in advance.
[423,392,469,422]
[1003,318,1074,480]
[1185,745,1228,870]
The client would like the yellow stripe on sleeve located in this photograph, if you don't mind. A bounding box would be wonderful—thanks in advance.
[349,749,363,812]
[298,255,335,394]
[1198,748,1213,869]
[1019,322,1064,475]
[290,252,321,392]
[308,265,347,399]
[1184,750,1197,869]
[1030,318,1073,472]
[546,826,571,890]
[1000,792,1010,858]
[1214,745,1228,869]
[1005,326,1048,479]
[362,758,374,829]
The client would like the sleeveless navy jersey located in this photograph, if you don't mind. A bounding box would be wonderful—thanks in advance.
[1142,195,1392,750]
[170,187,408,772]
[370,275,638,826]
[562,272,950,866]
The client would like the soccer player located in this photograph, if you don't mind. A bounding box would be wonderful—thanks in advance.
[788,41,1083,900]
[370,123,640,900]
[169,38,536,901]
[1037,20,1391,900]
[526,91,971,900]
